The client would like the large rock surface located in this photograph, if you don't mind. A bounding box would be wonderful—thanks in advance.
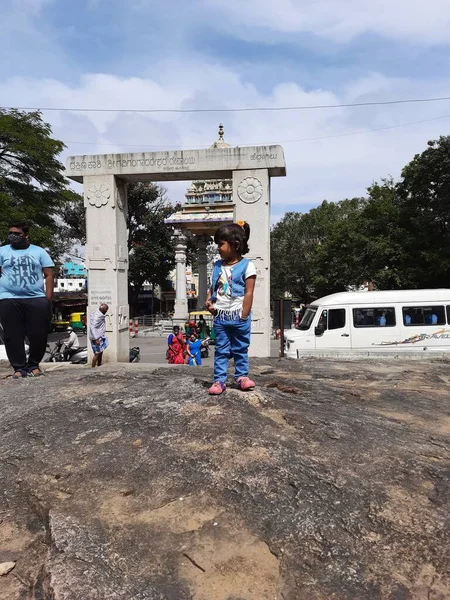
[0,358,449,599]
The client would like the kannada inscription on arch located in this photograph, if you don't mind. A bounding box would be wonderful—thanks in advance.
[69,155,196,173]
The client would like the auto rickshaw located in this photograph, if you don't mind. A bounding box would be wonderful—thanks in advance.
[188,310,215,343]
[51,318,70,332]
[70,312,87,333]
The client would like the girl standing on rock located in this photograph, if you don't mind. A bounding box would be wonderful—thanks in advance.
[205,221,256,395]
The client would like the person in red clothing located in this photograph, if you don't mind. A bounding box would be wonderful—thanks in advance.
[166,326,186,364]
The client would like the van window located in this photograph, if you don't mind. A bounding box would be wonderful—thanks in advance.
[321,308,346,330]
[353,307,396,327]
[298,307,317,330]
[402,306,445,326]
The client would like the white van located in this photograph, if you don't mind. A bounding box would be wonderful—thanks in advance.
[284,289,450,358]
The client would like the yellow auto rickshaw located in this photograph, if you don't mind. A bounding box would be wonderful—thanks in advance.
[70,312,87,333]
[187,311,215,343]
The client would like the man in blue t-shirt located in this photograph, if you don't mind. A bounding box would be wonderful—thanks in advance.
[0,222,55,378]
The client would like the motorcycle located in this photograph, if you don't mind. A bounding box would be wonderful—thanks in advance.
[44,340,88,364]
[200,337,210,359]
[44,341,140,364]
[129,346,140,363]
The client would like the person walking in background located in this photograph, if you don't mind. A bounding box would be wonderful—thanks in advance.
[89,303,109,367]
[205,221,256,395]
[166,325,186,364]
[0,222,54,378]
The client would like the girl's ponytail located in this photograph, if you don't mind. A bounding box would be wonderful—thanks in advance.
[236,220,250,254]
[243,221,250,247]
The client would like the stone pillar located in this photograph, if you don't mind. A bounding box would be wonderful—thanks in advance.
[173,229,189,322]
[196,235,210,310]
[84,175,129,362]
[233,169,271,357]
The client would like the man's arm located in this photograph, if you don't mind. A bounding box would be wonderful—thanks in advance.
[43,267,54,301]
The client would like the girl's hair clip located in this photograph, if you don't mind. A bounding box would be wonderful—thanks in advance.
[236,220,246,228]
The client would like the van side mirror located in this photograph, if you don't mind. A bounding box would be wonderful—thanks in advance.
[315,323,325,336]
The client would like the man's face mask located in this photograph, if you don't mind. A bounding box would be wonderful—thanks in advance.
[7,232,30,249]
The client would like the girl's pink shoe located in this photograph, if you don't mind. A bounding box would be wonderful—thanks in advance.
[236,376,255,391]
[208,381,226,395]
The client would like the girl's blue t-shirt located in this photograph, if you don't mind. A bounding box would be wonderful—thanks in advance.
[0,244,54,299]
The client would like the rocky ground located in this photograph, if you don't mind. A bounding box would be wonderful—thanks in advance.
[0,357,449,600]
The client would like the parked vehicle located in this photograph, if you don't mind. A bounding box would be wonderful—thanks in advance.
[51,318,70,332]
[129,346,140,363]
[51,312,87,334]
[200,337,210,359]
[45,341,140,364]
[284,289,450,358]
[70,312,87,334]
[188,311,216,344]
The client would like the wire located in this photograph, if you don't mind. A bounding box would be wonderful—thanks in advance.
[276,113,450,144]
[2,95,450,114]
[65,113,450,150]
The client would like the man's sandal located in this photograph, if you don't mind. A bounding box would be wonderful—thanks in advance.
[7,369,27,379]
[27,368,44,377]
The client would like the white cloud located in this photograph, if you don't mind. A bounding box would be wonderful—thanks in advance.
[1,0,449,216]
[203,0,450,45]
[2,63,449,216]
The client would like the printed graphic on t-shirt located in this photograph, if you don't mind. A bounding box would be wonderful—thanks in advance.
[216,269,232,298]
[0,245,54,299]
[214,261,257,320]
[5,255,41,292]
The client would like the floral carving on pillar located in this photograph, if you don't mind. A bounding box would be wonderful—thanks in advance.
[237,176,263,204]
[86,183,111,208]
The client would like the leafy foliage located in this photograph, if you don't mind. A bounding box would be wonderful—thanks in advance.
[0,108,77,256]
[396,136,450,287]
[126,183,177,311]
[62,181,180,311]
[271,135,450,300]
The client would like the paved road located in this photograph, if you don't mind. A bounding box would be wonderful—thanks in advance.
[47,331,281,363]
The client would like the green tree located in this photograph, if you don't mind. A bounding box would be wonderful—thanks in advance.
[311,181,410,294]
[271,199,364,301]
[62,182,179,312]
[396,135,450,287]
[126,183,177,313]
[271,136,450,299]
[0,108,76,255]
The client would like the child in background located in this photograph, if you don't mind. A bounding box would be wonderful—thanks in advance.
[187,333,202,366]
[205,221,256,395]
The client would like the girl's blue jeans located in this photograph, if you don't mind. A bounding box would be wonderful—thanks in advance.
[213,316,251,383]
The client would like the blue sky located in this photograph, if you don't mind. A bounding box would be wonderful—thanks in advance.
[2,0,450,220]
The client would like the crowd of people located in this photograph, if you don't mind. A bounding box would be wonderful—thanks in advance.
[167,326,203,366]
[1,219,257,396]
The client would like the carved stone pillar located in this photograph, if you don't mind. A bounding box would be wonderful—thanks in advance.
[84,175,129,362]
[196,235,210,310]
[173,229,189,322]
[233,169,270,357]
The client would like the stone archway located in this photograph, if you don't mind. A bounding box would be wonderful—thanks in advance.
[66,144,286,360]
